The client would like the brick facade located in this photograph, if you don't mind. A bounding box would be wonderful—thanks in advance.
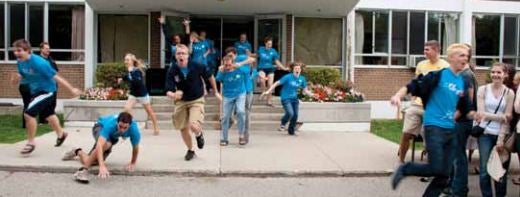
[149,12,162,68]
[353,67,491,100]
[0,64,84,98]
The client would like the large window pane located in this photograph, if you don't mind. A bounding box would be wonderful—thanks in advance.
[503,16,517,56]
[374,12,389,53]
[475,15,500,56]
[356,11,372,54]
[0,3,4,49]
[294,17,342,65]
[391,11,407,55]
[98,15,148,63]
[49,5,84,61]
[29,4,44,48]
[428,13,440,42]
[409,12,425,54]
[10,4,25,44]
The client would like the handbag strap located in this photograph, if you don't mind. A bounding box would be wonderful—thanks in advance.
[484,86,507,127]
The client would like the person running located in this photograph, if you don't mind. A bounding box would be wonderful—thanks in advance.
[158,16,190,66]
[257,36,288,107]
[13,39,81,155]
[234,33,252,56]
[62,112,141,184]
[396,40,449,164]
[262,62,314,135]
[390,43,473,196]
[216,55,248,146]
[224,47,257,144]
[117,53,159,135]
[474,63,514,197]
[447,44,478,197]
[165,44,221,161]
[37,42,59,125]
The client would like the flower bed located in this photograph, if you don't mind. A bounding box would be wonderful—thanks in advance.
[299,80,364,103]
[80,87,128,100]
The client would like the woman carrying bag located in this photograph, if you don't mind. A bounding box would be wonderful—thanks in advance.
[474,63,514,197]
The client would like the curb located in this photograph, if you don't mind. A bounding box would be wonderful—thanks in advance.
[0,165,393,178]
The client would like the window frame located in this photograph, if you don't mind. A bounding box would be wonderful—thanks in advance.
[354,9,460,67]
[2,1,85,64]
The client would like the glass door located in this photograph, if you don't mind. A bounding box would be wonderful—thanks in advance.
[162,12,189,68]
[255,15,286,63]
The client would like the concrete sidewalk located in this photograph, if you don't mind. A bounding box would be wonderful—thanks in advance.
[0,127,399,177]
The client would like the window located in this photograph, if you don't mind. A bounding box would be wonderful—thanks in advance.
[98,15,149,63]
[0,3,4,60]
[2,3,84,62]
[355,10,459,66]
[503,16,517,66]
[294,17,343,66]
[29,4,44,48]
[49,5,84,61]
[473,14,520,67]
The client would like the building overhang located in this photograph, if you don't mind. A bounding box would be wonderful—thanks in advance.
[86,0,360,16]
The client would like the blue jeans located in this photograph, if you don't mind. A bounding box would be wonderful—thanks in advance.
[281,98,299,135]
[450,121,472,196]
[402,125,457,197]
[221,94,246,141]
[244,93,254,136]
[478,134,510,197]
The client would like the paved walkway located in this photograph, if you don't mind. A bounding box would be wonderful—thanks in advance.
[0,127,399,176]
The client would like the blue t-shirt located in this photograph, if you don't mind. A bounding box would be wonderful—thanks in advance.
[170,45,177,63]
[180,67,189,78]
[97,114,141,147]
[423,69,465,129]
[235,54,255,93]
[234,41,252,55]
[191,41,208,65]
[279,73,307,100]
[216,68,247,98]
[17,54,57,95]
[257,47,279,69]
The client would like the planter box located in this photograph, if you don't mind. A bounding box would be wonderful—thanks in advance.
[63,100,147,122]
[299,102,371,123]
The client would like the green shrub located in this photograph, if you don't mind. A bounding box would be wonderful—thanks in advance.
[95,62,127,88]
[302,67,341,86]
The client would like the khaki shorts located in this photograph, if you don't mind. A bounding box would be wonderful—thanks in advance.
[173,97,205,130]
[402,104,424,136]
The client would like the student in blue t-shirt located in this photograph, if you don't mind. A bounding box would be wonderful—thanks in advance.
[188,31,210,66]
[234,33,252,56]
[158,16,190,66]
[62,112,141,184]
[117,53,159,135]
[216,55,248,146]
[223,47,257,144]
[13,39,82,155]
[262,62,314,135]
[257,36,288,107]
[389,44,474,196]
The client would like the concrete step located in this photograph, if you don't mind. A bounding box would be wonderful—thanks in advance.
[147,120,280,131]
[151,95,282,106]
[152,104,284,113]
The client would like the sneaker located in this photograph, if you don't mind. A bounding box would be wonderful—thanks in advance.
[220,140,229,146]
[74,167,89,184]
[196,132,205,149]
[295,122,303,132]
[62,148,79,161]
[278,125,285,132]
[391,164,405,190]
[185,150,196,161]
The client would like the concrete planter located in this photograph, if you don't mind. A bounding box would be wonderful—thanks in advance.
[63,100,147,122]
[298,102,371,132]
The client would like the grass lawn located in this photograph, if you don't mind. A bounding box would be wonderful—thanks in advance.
[371,119,424,150]
[0,114,64,144]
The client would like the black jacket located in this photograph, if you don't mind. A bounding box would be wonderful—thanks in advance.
[165,62,212,102]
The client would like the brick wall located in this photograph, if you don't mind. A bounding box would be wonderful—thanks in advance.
[0,64,84,98]
[353,67,491,100]
[286,15,293,63]
[150,12,161,68]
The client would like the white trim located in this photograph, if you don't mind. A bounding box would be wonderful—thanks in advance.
[4,3,8,62]
[499,14,504,63]
[291,15,294,62]
[43,2,48,42]
[24,2,28,40]
[84,1,94,88]
[353,65,409,69]
[147,13,150,66]
[341,16,346,80]
[388,10,392,66]
[27,92,53,110]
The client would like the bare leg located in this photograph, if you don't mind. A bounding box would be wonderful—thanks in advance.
[78,142,112,168]
[24,114,37,144]
[46,114,65,137]
[143,103,159,135]
[267,74,275,105]
[180,127,193,150]
[258,71,267,98]
[124,98,137,113]
[397,133,415,163]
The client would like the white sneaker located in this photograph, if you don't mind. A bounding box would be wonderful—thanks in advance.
[62,148,78,161]
[74,168,89,184]
[278,125,286,131]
